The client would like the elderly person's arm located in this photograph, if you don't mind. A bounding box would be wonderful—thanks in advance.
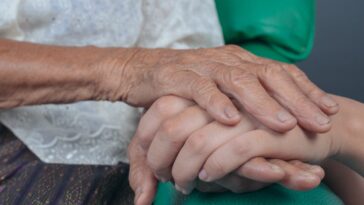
[0,38,338,132]
[0,39,126,107]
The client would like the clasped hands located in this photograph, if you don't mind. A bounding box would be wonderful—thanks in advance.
[124,46,341,205]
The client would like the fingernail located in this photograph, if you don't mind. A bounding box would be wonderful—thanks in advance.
[301,173,317,181]
[277,111,294,123]
[309,165,323,174]
[184,183,194,195]
[175,184,188,195]
[321,95,338,108]
[224,106,239,119]
[198,170,209,181]
[269,164,283,174]
[316,115,330,125]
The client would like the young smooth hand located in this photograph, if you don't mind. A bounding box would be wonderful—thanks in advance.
[128,96,325,205]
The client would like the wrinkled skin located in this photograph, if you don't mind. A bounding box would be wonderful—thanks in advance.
[122,45,339,133]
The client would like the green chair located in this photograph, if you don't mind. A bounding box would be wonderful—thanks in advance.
[154,1,343,204]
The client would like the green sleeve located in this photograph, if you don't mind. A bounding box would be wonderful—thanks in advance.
[215,0,315,63]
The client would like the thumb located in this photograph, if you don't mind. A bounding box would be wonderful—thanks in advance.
[129,138,158,205]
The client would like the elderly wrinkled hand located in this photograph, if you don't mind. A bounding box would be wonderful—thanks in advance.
[121,45,338,133]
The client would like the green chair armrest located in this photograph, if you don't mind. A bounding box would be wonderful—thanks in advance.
[215,0,315,63]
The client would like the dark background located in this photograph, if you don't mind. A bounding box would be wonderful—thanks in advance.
[298,0,364,102]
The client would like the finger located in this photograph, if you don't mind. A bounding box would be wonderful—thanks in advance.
[216,46,337,121]
[147,106,213,182]
[200,129,330,182]
[235,157,285,183]
[270,159,321,191]
[175,72,241,125]
[232,54,339,116]
[257,63,332,133]
[212,66,297,132]
[128,139,158,205]
[172,116,255,194]
[136,96,193,150]
[283,64,339,115]
[289,160,325,180]
[215,173,270,193]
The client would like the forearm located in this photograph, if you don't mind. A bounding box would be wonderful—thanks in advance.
[0,39,137,108]
[328,96,364,176]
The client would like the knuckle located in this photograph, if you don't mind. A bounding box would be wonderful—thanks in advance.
[305,85,325,99]
[285,64,306,77]
[294,70,309,82]
[153,96,182,116]
[192,78,220,107]
[185,132,209,154]
[159,120,180,137]
[208,156,227,175]
[262,63,287,79]
[193,78,216,96]
[135,129,150,146]
[228,69,257,87]
[156,120,186,147]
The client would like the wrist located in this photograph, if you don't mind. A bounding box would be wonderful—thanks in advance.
[327,96,364,175]
[90,47,142,102]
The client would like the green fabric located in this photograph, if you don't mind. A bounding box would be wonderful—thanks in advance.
[154,182,343,205]
[215,0,316,63]
[153,0,343,204]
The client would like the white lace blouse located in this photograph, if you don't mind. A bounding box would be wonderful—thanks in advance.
[0,0,224,165]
